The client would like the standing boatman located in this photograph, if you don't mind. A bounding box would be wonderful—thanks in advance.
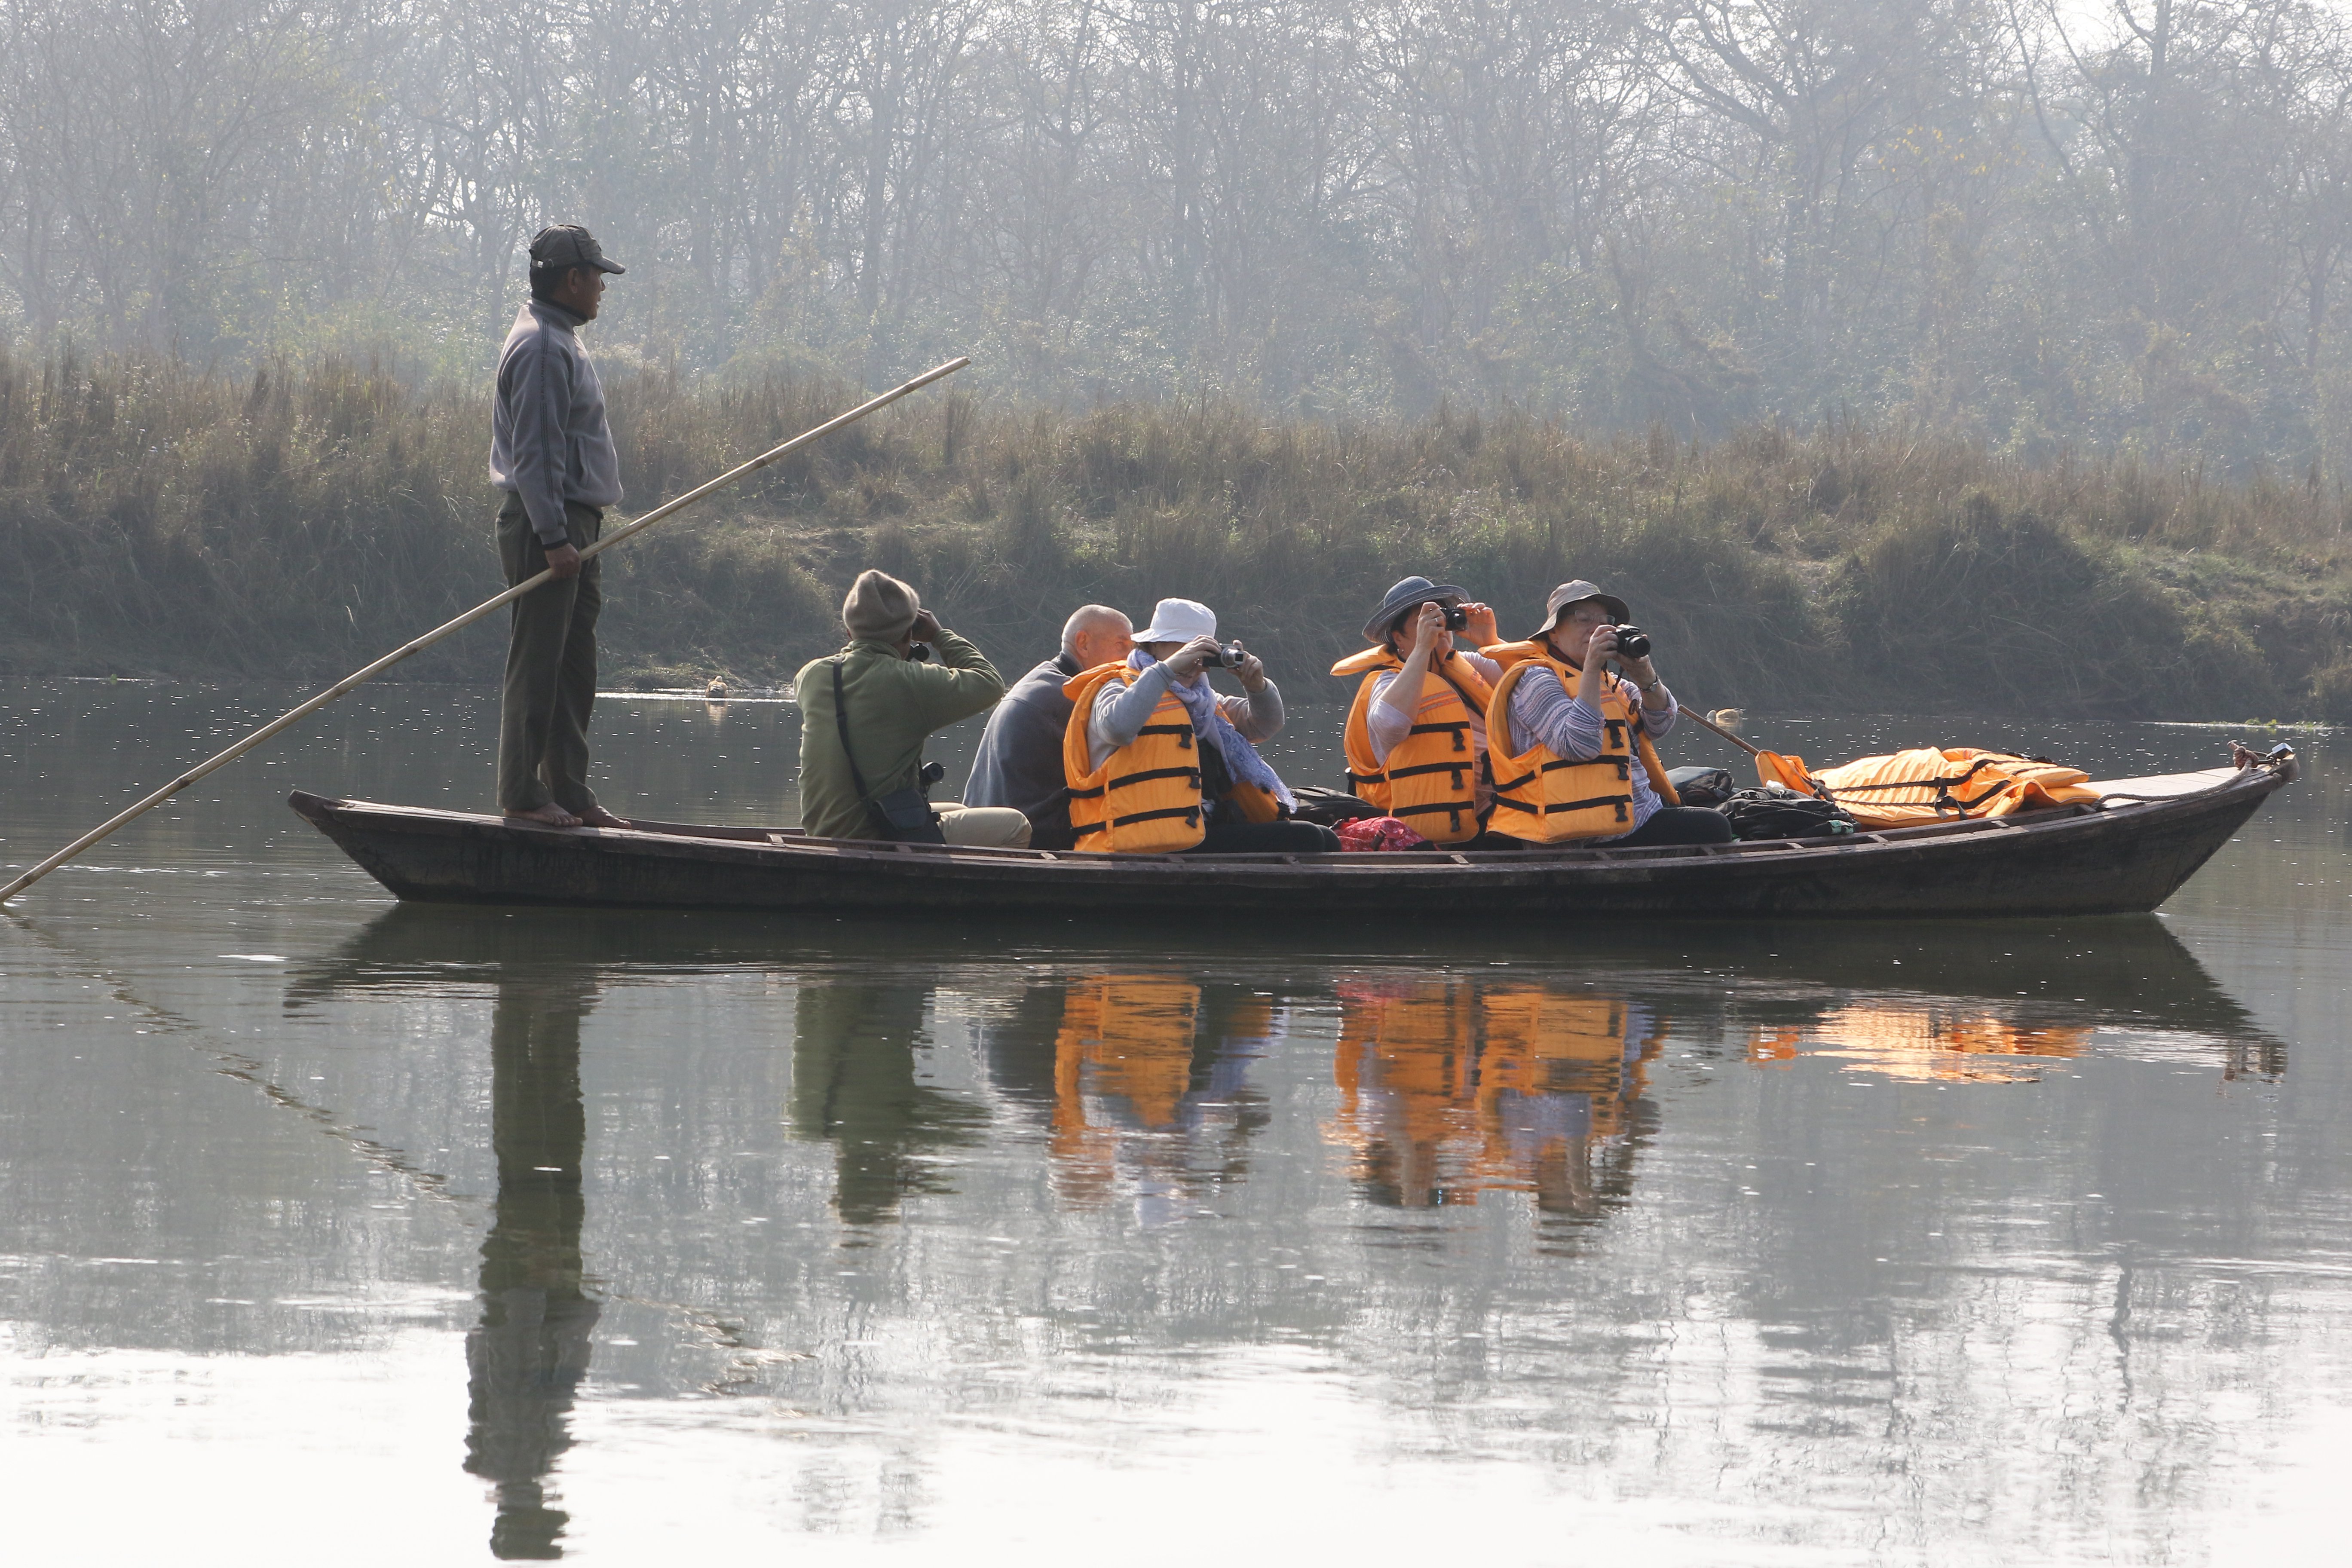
[487,223,631,828]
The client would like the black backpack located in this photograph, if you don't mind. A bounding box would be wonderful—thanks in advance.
[1717,785,1858,840]
[1290,784,1387,826]
[1666,765,1736,808]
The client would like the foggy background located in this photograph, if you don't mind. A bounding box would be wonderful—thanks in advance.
[4,0,2349,472]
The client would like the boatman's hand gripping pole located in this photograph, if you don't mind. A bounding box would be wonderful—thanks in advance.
[0,356,974,906]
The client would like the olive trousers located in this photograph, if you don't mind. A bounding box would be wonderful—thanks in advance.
[496,495,605,816]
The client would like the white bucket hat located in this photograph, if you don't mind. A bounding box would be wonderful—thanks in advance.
[1133,597,1218,644]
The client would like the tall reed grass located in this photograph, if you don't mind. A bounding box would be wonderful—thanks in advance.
[5,351,2349,718]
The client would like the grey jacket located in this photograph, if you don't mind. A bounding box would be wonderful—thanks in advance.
[489,299,623,545]
[963,655,1084,844]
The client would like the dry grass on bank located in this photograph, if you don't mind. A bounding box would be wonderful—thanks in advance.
[4,349,2349,719]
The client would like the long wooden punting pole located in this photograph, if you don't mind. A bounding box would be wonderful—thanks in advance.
[1679,706,1761,757]
[2,356,972,906]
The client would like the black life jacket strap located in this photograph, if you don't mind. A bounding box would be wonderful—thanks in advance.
[1108,766,1202,792]
[1111,804,1204,830]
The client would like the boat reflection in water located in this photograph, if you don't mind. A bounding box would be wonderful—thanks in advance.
[267,902,2288,1556]
[1328,980,1661,1217]
[465,965,600,1559]
[1038,977,1277,1216]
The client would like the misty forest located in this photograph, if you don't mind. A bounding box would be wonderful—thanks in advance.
[8,0,2352,715]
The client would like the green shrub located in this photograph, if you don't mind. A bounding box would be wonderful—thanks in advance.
[3,349,2346,719]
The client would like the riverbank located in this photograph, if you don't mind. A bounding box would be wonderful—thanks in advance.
[6,351,2350,719]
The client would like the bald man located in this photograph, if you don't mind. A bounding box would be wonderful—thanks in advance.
[962,605,1134,850]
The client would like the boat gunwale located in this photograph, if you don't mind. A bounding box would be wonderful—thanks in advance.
[286,763,2288,882]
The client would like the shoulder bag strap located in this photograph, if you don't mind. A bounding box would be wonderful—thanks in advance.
[830,657,878,808]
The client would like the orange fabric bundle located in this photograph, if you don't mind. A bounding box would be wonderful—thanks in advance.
[1757,747,2098,829]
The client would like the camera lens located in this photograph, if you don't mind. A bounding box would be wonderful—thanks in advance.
[1442,603,1469,631]
[1614,626,1651,660]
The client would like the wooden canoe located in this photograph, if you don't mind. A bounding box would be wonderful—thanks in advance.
[285,753,2292,920]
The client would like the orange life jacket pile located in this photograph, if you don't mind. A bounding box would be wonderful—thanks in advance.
[1757,747,2099,829]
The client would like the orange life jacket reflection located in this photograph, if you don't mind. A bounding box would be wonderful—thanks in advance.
[1330,646,1494,844]
[1327,979,1661,1214]
[1479,643,1655,842]
[1062,665,1207,853]
[1752,1003,2090,1083]
[1050,976,1276,1208]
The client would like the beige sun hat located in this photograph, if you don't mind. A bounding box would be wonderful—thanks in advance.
[1532,579,1629,636]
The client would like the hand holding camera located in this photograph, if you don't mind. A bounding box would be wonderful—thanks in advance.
[1408,602,1451,655]
[1166,634,1223,679]
[1167,633,1264,688]
[1226,641,1266,690]
[1409,599,1497,657]
[1584,621,1654,668]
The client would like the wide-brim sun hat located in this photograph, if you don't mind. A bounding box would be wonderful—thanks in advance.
[1533,579,1629,636]
[1362,576,1470,643]
[1133,597,1219,644]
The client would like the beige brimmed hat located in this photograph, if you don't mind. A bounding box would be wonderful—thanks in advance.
[842,569,920,641]
[1133,597,1218,643]
[1533,579,1629,636]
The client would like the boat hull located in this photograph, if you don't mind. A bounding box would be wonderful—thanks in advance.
[287,765,2286,920]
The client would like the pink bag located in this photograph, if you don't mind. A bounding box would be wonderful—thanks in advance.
[1337,816,1433,852]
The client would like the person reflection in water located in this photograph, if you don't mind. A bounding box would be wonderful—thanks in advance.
[464,969,601,1560]
[789,981,982,1225]
[1327,978,1662,1219]
[1041,976,1277,1218]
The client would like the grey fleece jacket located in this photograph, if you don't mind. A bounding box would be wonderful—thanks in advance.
[489,299,624,545]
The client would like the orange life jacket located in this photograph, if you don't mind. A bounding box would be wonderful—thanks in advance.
[1479,642,1678,842]
[1790,747,2099,829]
[1062,664,1209,852]
[1330,646,1495,845]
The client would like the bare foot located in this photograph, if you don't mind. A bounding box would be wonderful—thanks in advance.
[576,805,631,829]
[507,803,581,827]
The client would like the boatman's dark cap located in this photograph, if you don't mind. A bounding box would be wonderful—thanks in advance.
[530,224,626,276]
[1534,579,1630,635]
[1364,576,1470,642]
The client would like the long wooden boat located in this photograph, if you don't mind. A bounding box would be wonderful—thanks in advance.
[286,751,2293,919]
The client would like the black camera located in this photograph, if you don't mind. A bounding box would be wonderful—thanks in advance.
[1205,641,1250,669]
[1441,603,1469,631]
[1611,625,1651,660]
[918,759,946,792]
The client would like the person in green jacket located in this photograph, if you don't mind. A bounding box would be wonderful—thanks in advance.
[795,570,1030,846]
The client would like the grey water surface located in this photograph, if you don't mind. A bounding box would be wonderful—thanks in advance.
[2,679,2346,1565]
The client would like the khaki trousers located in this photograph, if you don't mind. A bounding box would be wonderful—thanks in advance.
[496,495,605,815]
[936,805,1032,848]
